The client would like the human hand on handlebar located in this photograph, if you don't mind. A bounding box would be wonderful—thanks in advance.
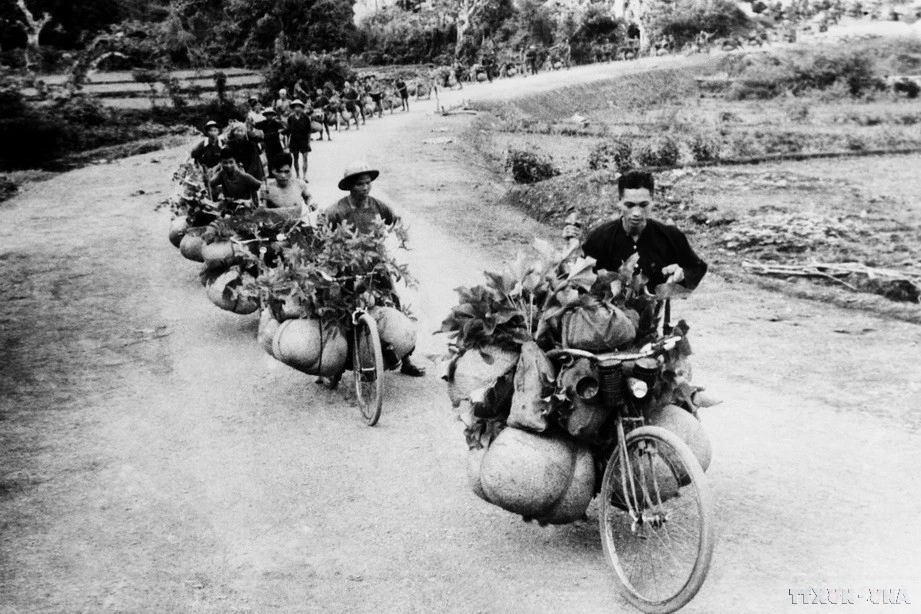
[662,264,685,284]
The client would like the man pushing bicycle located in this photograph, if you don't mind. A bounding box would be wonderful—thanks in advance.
[320,161,426,378]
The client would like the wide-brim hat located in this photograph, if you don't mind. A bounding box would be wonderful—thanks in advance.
[248,95,259,103]
[291,99,305,108]
[263,108,278,116]
[204,120,219,130]
[338,161,379,191]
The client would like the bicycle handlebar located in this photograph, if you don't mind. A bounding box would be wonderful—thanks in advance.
[545,335,682,363]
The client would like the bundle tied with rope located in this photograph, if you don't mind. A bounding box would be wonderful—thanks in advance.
[252,218,417,377]
[439,223,711,525]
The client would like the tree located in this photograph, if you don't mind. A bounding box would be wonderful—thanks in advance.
[227,0,359,59]
[7,0,52,68]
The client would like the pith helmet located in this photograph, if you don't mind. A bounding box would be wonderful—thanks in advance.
[338,161,380,191]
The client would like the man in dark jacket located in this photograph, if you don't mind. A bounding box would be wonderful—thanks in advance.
[189,120,223,181]
[285,99,312,179]
[582,170,708,293]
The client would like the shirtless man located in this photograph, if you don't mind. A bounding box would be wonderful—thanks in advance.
[259,153,313,221]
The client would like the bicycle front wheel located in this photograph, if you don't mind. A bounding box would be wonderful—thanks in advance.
[352,313,384,426]
[599,425,715,614]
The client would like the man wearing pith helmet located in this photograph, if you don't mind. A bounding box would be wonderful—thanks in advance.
[322,161,396,234]
[321,162,426,377]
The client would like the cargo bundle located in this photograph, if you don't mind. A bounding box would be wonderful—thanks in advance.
[440,239,713,524]
[161,162,417,379]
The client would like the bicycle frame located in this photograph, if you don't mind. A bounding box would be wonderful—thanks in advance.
[546,335,683,523]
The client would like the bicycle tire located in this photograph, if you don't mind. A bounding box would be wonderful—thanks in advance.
[353,313,384,426]
[599,425,715,614]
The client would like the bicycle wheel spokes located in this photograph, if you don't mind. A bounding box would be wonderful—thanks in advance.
[600,426,715,614]
[352,313,384,426]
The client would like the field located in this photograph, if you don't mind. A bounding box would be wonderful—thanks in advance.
[468,43,921,316]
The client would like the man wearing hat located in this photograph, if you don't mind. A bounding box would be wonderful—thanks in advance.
[189,120,223,181]
[286,99,312,179]
[323,162,394,233]
[525,45,539,76]
[255,107,286,164]
[321,162,426,377]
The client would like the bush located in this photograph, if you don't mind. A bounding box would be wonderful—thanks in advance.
[505,148,560,184]
[588,139,633,171]
[725,44,887,98]
[634,135,681,167]
[0,87,28,119]
[646,0,753,47]
[787,47,881,95]
[357,7,457,65]
[688,132,721,162]
[55,96,112,127]
[725,131,764,158]
[785,100,810,122]
[0,116,66,169]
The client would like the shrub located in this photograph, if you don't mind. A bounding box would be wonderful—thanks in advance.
[54,95,112,127]
[726,131,764,158]
[787,47,881,95]
[646,0,753,47]
[634,135,681,167]
[357,7,457,65]
[688,132,721,162]
[785,100,810,122]
[727,44,887,98]
[0,86,28,119]
[588,139,633,171]
[0,116,66,169]
[505,148,560,184]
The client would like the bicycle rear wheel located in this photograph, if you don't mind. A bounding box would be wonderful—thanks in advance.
[599,425,715,614]
[353,313,384,426]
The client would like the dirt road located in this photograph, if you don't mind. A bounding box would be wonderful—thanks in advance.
[2,57,920,613]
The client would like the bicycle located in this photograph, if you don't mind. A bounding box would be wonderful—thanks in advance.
[349,301,385,426]
[547,335,715,614]
[317,272,390,426]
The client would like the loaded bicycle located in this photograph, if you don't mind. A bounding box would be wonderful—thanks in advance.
[316,272,390,426]
[546,333,715,614]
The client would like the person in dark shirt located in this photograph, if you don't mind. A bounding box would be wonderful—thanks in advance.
[368,78,384,118]
[208,148,262,207]
[341,81,364,128]
[321,161,425,378]
[395,78,409,111]
[582,170,708,293]
[255,108,286,163]
[189,120,223,181]
[286,99,312,179]
[226,122,265,181]
[524,45,539,75]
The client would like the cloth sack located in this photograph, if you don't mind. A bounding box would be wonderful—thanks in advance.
[561,301,636,352]
[507,341,555,432]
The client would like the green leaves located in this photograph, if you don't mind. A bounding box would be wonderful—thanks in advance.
[443,240,608,352]
[252,217,414,327]
[563,256,597,292]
